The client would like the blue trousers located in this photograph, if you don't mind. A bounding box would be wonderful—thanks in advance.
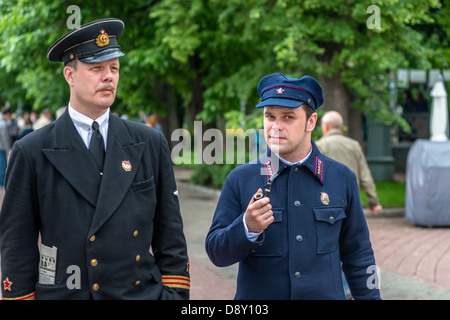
[0,150,7,187]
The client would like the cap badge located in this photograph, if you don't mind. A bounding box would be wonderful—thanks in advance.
[95,29,110,47]
[320,192,330,205]
[276,87,284,94]
[122,160,132,172]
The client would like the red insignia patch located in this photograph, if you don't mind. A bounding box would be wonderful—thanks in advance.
[3,277,13,291]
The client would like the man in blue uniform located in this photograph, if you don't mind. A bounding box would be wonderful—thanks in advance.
[0,18,189,300]
[205,73,380,300]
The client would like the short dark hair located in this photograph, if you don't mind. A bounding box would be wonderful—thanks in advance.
[66,59,78,71]
[301,104,315,120]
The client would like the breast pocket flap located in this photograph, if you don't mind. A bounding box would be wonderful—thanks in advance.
[313,207,346,225]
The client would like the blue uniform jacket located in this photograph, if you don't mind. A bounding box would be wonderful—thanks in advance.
[205,141,380,300]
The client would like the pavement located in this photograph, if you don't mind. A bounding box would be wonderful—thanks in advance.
[174,168,450,300]
[1,167,450,300]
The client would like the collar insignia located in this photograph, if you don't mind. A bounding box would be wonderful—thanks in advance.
[314,156,323,182]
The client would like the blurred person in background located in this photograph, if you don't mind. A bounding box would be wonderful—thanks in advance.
[316,110,382,215]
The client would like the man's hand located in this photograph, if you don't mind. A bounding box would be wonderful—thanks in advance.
[368,204,383,215]
[244,188,274,233]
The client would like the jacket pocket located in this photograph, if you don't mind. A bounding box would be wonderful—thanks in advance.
[251,209,283,257]
[313,207,346,254]
[132,176,155,192]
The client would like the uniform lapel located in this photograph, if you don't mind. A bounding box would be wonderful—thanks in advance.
[88,114,145,235]
[42,110,101,207]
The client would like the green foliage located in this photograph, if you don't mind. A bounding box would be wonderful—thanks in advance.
[190,162,238,189]
[360,181,406,208]
[0,0,447,130]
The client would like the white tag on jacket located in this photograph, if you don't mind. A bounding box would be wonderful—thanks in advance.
[38,244,58,285]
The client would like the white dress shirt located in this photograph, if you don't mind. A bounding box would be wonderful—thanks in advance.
[68,103,109,151]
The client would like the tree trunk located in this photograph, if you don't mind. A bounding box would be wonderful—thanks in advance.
[188,53,204,127]
[318,72,364,145]
[157,83,180,149]
[188,53,217,156]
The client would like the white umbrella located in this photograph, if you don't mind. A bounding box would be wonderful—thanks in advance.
[430,75,448,141]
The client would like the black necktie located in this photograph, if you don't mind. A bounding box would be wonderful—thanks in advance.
[89,121,105,172]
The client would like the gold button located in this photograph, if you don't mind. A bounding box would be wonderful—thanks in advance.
[89,235,96,242]
[133,230,139,237]
[135,255,141,262]
[91,259,98,267]
[134,280,141,286]
[92,283,99,291]
[70,54,74,60]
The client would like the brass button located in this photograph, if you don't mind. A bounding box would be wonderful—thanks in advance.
[91,259,98,267]
[133,230,139,238]
[134,280,141,286]
[92,283,99,291]
[89,235,96,242]
[135,255,141,262]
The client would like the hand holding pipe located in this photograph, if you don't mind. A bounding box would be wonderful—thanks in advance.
[253,171,280,201]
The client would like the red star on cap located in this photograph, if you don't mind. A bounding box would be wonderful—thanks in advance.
[276,88,284,94]
[3,277,13,291]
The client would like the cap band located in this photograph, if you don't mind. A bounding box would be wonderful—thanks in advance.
[262,85,312,96]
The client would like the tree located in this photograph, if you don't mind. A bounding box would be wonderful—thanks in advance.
[0,0,447,144]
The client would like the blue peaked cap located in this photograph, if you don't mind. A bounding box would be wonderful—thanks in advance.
[256,73,324,110]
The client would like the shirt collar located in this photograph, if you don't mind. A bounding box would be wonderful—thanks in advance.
[68,102,110,130]
[264,141,325,185]
[277,147,312,166]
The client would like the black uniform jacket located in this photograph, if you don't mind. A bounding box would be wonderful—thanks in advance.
[0,110,189,300]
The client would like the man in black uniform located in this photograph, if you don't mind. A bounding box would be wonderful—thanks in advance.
[0,18,190,300]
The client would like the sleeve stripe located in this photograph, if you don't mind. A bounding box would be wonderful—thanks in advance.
[161,275,190,290]
[2,292,36,300]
